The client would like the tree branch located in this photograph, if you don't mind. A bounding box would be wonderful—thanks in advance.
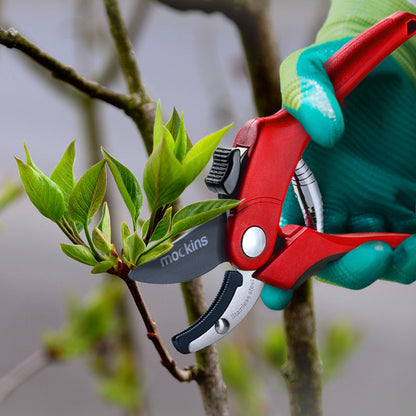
[283,280,323,416]
[0,350,51,402]
[181,279,230,416]
[103,0,146,98]
[120,273,199,383]
[0,28,131,109]
[99,0,152,86]
[0,26,155,154]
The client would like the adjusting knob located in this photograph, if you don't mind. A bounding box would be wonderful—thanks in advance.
[205,147,246,197]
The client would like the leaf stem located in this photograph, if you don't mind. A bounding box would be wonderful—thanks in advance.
[143,206,167,245]
[57,220,83,246]
[84,223,104,261]
[60,217,86,246]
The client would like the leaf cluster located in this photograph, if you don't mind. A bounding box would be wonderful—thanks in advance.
[16,101,239,275]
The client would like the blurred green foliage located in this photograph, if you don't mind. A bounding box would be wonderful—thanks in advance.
[42,279,143,412]
[0,180,22,230]
[220,317,361,416]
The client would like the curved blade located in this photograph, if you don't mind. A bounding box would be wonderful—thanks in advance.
[128,214,228,284]
[172,269,264,354]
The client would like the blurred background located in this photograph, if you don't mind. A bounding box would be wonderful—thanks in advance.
[1,0,416,415]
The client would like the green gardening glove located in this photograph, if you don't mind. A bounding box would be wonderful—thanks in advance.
[262,0,416,310]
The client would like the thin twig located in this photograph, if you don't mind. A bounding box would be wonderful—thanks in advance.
[0,27,132,110]
[120,274,199,382]
[99,0,152,86]
[103,0,146,98]
[0,26,155,153]
[0,350,51,402]
[181,278,230,416]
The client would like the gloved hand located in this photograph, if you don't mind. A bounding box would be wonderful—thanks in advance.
[262,0,416,310]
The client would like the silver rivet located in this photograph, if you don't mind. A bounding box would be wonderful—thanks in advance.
[241,226,266,258]
[215,318,230,334]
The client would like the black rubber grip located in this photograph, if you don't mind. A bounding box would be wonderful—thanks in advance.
[172,270,243,354]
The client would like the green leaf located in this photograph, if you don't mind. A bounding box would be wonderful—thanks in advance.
[141,218,150,239]
[120,221,131,248]
[50,141,76,204]
[165,108,181,138]
[137,243,173,266]
[98,202,111,242]
[68,160,107,226]
[16,158,65,222]
[170,199,241,237]
[165,108,192,154]
[92,227,112,255]
[149,207,172,242]
[182,124,233,185]
[102,149,142,230]
[143,136,187,210]
[23,142,42,174]
[91,260,114,274]
[61,244,98,266]
[163,127,175,152]
[173,112,188,162]
[153,99,165,151]
[124,232,146,265]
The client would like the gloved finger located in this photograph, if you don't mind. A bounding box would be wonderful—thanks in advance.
[348,213,387,232]
[261,284,294,310]
[383,235,416,284]
[317,241,393,289]
[388,216,416,234]
[323,205,348,234]
[280,40,348,147]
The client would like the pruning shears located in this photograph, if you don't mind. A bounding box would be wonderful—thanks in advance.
[130,11,416,354]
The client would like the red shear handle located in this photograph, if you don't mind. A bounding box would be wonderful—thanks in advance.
[326,11,416,102]
[253,225,411,291]
[226,11,416,272]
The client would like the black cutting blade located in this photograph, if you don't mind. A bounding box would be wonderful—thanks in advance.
[128,214,228,284]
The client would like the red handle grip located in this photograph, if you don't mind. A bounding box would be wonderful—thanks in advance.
[326,11,416,102]
[226,12,416,272]
[254,225,411,290]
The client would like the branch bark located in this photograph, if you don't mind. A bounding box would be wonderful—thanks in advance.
[121,274,199,383]
[0,27,155,154]
[0,350,51,402]
[283,280,323,416]
[103,0,146,97]
[181,279,229,416]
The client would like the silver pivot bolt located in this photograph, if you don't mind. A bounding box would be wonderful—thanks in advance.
[241,226,267,258]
